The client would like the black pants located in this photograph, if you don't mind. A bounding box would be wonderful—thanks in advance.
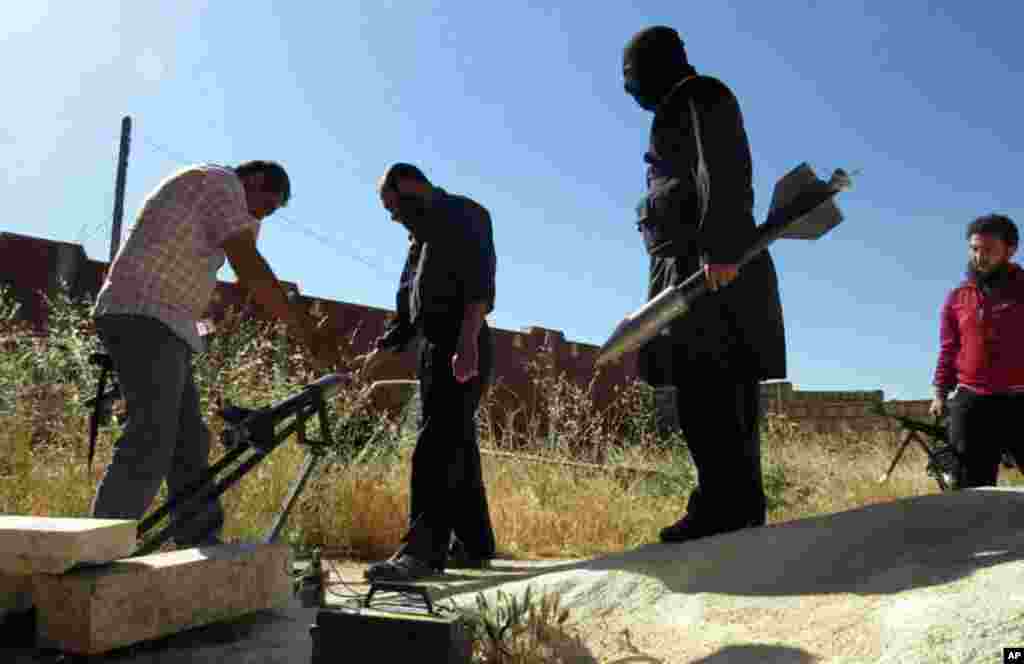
[948,387,1024,488]
[396,323,496,568]
[642,339,766,530]
[673,372,766,530]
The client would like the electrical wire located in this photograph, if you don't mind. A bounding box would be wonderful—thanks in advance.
[136,131,396,279]
[313,558,466,617]
[324,559,371,602]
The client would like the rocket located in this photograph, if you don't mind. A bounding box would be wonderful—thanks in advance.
[595,163,854,367]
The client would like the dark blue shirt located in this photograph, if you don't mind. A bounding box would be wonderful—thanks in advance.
[378,187,496,349]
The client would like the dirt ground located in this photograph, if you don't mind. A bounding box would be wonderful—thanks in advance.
[7,489,1024,663]
[0,557,578,663]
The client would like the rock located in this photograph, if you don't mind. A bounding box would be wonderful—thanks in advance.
[0,516,136,575]
[33,542,293,655]
[448,488,1024,663]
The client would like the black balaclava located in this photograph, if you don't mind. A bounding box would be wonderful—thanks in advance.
[623,26,695,111]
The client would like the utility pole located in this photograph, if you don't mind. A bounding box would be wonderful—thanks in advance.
[109,116,132,263]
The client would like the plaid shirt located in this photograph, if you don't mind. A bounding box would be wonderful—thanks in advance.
[93,164,260,353]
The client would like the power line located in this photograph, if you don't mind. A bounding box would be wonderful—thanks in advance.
[78,197,115,246]
[79,219,109,245]
[134,130,395,279]
[272,214,394,279]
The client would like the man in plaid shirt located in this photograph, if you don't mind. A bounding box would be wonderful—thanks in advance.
[91,160,339,548]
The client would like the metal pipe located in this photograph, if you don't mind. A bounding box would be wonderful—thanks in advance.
[109,116,132,262]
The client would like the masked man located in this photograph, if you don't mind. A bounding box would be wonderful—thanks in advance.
[622,26,787,542]
[931,214,1024,487]
[361,163,498,581]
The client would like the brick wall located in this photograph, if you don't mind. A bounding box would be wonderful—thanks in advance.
[759,381,932,432]
[1,231,933,435]
[0,232,638,437]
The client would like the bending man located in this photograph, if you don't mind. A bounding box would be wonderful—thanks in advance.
[91,160,338,548]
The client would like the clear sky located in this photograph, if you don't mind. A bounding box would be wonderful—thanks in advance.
[3,2,1022,400]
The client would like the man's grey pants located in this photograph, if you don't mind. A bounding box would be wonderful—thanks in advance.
[91,314,223,547]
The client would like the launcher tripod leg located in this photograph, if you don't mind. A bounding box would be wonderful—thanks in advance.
[132,444,274,557]
[263,450,321,545]
[880,430,916,484]
[264,401,334,544]
[132,406,317,556]
[134,396,337,556]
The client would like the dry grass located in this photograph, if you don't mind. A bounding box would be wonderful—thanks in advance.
[10,287,1024,663]
[8,397,1019,562]
[4,282,1024,564]
[8,395,1001,664]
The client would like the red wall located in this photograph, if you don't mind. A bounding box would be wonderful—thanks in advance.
[1,232,640,435]
[1,232,936,437]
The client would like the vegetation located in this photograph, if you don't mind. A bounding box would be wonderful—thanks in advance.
[4,283,1023,661]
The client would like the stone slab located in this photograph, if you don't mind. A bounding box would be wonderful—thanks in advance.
[32,542,293,655]
[0,516,137,575]
[367,379,418,415]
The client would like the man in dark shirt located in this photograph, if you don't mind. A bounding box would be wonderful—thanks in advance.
[622,26,787,542]
[361,163,498,582]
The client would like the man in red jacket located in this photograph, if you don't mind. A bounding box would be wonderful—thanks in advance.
[932,213,1024,487]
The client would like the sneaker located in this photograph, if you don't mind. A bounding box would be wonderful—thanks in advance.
[364,554,440,582]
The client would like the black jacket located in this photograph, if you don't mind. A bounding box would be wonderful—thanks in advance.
[637,74,786,381]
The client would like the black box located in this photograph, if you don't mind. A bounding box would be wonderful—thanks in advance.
[310,606,472,663]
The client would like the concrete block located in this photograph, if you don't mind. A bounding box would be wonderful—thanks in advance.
[33,541,293,655]
[0,516,137,575]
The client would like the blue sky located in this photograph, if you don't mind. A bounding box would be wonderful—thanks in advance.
[3,1,1022,400]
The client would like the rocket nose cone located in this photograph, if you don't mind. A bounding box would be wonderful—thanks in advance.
[596,319,633,366]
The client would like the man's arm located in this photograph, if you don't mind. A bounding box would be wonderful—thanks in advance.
[376,239,422,353]
[930,292,960,416]
[933,292,960,397]
[223,229,318,350]
[453,301,488,383]
[647,81,750,289]
[452,203,496,382]
[691,86,754,266]
[459,301,488,347]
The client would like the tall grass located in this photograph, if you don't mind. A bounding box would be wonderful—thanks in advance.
[2,283,1014,562]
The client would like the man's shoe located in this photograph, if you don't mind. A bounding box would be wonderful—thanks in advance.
[660,515,757,543]
[447,551,492,569]
[364,555,440,582]
[658,516,715,543]
[176,535,224,550]
[447,539,492,570]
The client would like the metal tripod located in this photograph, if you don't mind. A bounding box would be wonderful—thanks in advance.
[86,353,350,557]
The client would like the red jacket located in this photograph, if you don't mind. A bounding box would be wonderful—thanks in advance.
[934,262,1024,394]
